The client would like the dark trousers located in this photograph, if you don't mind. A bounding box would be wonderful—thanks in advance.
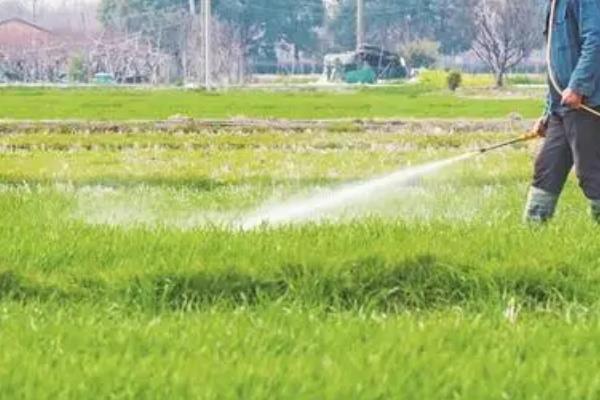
[532,110,600,200]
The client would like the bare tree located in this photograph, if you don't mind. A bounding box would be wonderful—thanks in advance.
[181,17,246,86]
[0,41,70,82]
[86,32,172,84]
[472,0,541,87]
[211,20,246,85]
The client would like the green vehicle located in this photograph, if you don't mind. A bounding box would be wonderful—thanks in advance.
[322,45,408,84]
[93,73,116,85]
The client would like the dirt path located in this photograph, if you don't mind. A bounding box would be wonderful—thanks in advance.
[0,117,533,134]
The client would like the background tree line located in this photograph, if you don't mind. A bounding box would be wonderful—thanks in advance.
[97,0,545,84]
[99,0,480,69]
[0,0,545,85]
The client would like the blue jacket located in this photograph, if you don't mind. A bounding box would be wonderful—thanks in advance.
[546,0,600,113]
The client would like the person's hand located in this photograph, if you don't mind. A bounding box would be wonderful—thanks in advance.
[533,116,548,138]
[561,88,583,109]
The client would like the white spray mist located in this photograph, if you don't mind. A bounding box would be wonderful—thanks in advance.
[241,153,476,229]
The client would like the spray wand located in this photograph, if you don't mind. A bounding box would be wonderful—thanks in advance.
[478,131,540,154]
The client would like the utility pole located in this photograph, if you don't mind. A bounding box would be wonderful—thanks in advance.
[356,0,365,50]
[203,0,211,89]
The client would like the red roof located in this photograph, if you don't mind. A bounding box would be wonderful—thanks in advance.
[0,17,52,33]
[0,17,54,47]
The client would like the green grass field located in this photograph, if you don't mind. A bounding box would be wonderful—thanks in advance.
[2,127,600,399]
[0,85,544,120]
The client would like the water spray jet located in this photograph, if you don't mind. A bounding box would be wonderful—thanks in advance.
[240,131,540,230]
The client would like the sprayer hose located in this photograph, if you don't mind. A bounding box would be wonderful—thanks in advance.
[547,0,600,117]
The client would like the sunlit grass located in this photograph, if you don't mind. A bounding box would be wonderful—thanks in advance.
[0,85,544,120]
[0,128,596,399]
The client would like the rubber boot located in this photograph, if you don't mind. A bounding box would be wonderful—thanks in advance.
[590,200,600,224]
[523,186,559,223]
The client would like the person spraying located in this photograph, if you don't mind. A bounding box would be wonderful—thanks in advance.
[525,0,600,222]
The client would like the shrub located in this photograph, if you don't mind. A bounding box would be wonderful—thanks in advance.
[447,70,463,91]
[420,70,495,89]
[401,40,440,69]
[68,55,87,83]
